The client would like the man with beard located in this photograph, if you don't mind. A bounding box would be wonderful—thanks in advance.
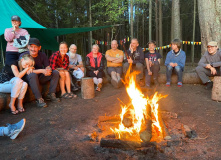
[20,38,60,108]
[66,44,84,91]
[196,41,220,90]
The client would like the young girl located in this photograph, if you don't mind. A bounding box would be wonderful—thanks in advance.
[49,42,76,99]
[0,54,35,114]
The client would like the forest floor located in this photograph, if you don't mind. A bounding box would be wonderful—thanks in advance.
[0,80,221,160]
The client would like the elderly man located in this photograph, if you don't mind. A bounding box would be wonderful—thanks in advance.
[123,38,144,83]
[20,38,60,108]
[105,40,124,88]
[196,41,220,90]
[66,44,85,91]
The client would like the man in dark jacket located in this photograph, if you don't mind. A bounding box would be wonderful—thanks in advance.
[123,38,144,83]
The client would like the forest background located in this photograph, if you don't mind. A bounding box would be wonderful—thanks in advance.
[15,0,221,64]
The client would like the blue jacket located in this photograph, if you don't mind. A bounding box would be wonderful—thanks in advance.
[165,49,186,69]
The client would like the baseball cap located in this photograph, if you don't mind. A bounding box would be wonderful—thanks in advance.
[207,41,218,47]
[11,15,21,22]
[28,38,41,46]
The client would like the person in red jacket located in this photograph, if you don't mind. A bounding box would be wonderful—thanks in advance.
[49,42,76,99]
[86,44,105,91]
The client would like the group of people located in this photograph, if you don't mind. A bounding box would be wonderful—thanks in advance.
[0,16,220,114]
[0,15,220,140]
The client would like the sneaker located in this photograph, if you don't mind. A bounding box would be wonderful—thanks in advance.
[111,79,119,88]
[46,93,60,102]
[205,81,213,90]
[7,119,26,139]
[36,98,47,108]
[177,82,183,87]
[166,82,171,86]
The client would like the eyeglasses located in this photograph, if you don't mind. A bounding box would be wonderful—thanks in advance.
[207,46,216,49]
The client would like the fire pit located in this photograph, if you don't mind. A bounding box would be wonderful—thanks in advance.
[83,65,197,158]
[98,65,171,149]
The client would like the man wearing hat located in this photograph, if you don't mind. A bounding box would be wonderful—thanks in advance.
[4,15,29,65]
[196,41,220,89]
[20,38,60,108]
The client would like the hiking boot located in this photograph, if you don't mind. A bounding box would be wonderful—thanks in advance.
[205,81,213,90]
[7,119,26,139]
[46,93,60,102]
[36,98,47,108]
[71,84,79,92]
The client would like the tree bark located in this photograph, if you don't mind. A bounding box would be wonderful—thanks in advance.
[171,0,181,40]
[155,0,159,45]
[130,0,134,39]
[88,0,92,51]
[191,0,196,64]
[159,0,163,61]
[198,0,221,54]
[149,0,152,41]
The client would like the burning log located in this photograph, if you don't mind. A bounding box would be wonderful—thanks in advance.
[100,138,154,149]
[98,116,121,122]
[139,105,152,142]
[81,77,95,99]
[100,138,141,149]
[158,111,171,140]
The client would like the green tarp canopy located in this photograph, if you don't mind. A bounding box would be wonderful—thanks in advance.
[0,0,113,53]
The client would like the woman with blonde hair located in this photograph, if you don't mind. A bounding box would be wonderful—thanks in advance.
[86,44,105,91]
[0,54,35,114]
[49,42,76,99]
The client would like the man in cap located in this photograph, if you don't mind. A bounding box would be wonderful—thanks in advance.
[196,41,220,89]
[20,38,60,108]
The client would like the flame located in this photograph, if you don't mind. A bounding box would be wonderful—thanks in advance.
[111,64,167,141]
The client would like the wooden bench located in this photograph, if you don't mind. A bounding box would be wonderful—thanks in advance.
[0,83,60,112]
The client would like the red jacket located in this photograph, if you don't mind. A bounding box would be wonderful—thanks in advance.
[86,52,102,68]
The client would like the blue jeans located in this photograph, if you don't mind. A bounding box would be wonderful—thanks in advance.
[166,65,183,82]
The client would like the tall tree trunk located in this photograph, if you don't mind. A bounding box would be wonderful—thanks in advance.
[155,0,159,45]
[191,0,196,64]
[88,0,92,51]
[171,1,174,41]
[198,0,221,54]
[130,0,133,39]
[172,0,181,40]
[149,0,152,41]
[159,0,163,61]
[142,2,145,47]
[136,5,139,39]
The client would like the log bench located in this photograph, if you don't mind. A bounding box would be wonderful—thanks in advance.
[0,72,202,112]
[0,83,60,112]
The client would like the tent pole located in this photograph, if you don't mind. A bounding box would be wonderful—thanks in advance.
[0,37,5,66]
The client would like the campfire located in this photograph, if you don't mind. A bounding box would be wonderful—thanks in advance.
[99,64,171,149]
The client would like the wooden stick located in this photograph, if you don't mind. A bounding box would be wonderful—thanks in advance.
[158,111,171,140]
